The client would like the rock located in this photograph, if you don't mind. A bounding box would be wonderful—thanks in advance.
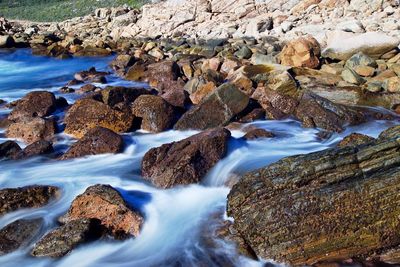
[238,108,266,123]
[243,128,274,140]
[0,219,44,255]
[59,184,143,238]
[227,125,400,266]
[77,84,98,94]
[110,54,136,75]
[337,133,375,148]
[74,46,111,57]
[279,36,321,69]
[341,67,366,85]
[144,61,182,92]
[383,77,400,93]
[189,81,217,104]
[60,127,123,160]
[142,128,230,188]
[64,98,135,138]
[100,86,151,107]
[161,89,191,109]
[353,65,375,77]
[234,46,252,59]
[0,141,22,159]
[0,185,59,216]
[174,83,249,130]
[13,140,54,160]
[0,35,14,48]
[366,81,384,93]
[74,67,108,82]
[6,117,57,144]
[8,91,57,122]
[322,32,400,60]
[131,95,176,132]
[345,52,377,69]
[31,218,104,258]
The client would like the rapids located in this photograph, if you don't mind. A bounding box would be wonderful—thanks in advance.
[0,49,398,267]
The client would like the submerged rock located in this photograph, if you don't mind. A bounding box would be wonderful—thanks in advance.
[227,125,400,266]
[61,127,123,160]
[0,218,44,255]
[59,184,143,238]
[0,185,59,216]
[31,218,104,258]
[142,128,230,188]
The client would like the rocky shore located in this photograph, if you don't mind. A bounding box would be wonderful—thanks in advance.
[0,0,400,266]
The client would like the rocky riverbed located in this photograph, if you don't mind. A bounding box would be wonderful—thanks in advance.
[0,0,400,266]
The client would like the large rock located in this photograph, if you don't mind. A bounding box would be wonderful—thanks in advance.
[60,127,124,160]
[100,86,151,107]
[0,219,44,255]
[64,98,135,138]
[0,186,59,216]
[142,128,230,188]
[132,95,176,132]
[279,36,321,69]
[59,184,143,238]
[6,117,57,144]
[227,125,400,266]
[174,83,249,130]
[8,91,57,122]
[0,141,22,159]
[322,32,400,60]
[31,218,104,258]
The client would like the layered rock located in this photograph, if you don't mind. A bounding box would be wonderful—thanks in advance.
[227,125,400,265]
[142,128,230,188]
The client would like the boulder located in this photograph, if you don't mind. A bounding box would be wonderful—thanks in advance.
[143,61,182,92]
[279,36,321,69]
[0,141,22,159]
[0,185,59,216]
[31,219,104,258]
[142,128,230,188]
[227,125,400,266]
[161,89,191,109]
[131,95,176,132]
[6,117,57,144]
[100,86,151,107]
[8,91,57,122]
[337,132,375,148]
[60,127,123,160]
[12,140,54,160]
[322,32,400,60]
[64,98,135,138]
[59,184,143,238]
[0,219,44,255]
[174,83,249,130]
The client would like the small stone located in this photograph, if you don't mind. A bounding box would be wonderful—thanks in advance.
[353,65,375,77]
[243,128,274,140]
[366,81,383,93]
[383,77,400,93]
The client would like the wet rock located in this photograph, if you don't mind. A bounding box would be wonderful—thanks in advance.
[142,128,231,188]
[0,141,22,159]
[110,54,136,75]
[0,218,44,255]
[64,98,135,138]
[31,218,104,258]
[337,133,375,148]
[243,128,274,140]
[60,127,123,160]
[74,46,111,57]
[101,86,151,107]
[6,117,57,144]
[59,87,75,94]
[77,84,98,94]
[227,125,400,266]
[237,108,266,123]
[8,91,57,122]
[0,185,59,216]
[279,36,321,69]
[59,184,143,238]
[174,83,249,130]
[74,67,108,82]
[131,95,176,132]
[12,140,54,160]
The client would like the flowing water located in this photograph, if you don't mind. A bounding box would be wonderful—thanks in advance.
[0,49,399,267]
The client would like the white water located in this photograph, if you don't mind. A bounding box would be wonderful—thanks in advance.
[0,49,399,267]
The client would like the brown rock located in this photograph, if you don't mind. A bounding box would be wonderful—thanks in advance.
[142,128,231,188]
[74,46,111,57]
[31,218,104,258]
[189,81,217,104]
[279,36,321,69]
[6,117,57,144]
[101,86,151,107]
[59,184,143,238]
[77,84,98,94]
[238,108,266,123]
[132,95,176,132]
[0,185,59,216]
[175,83,249,130]
[61,127,123,160]
[144,61,182,92]
[8,91,56,122]
[12,140,54,160]
[64,98,135,138]
[74,67,108,82]
[337,133,375,148]
[0,141,22,159]
[161,89,191,109]
[243,128,274,140]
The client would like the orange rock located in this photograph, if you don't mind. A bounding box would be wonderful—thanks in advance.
[279,36,321,69]
[190,81,217,104]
